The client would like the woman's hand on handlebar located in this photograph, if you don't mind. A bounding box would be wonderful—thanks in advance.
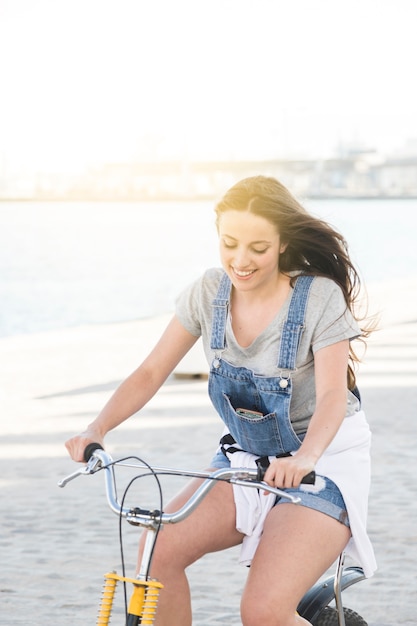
[65,429,104,463]
[263,453,315,490]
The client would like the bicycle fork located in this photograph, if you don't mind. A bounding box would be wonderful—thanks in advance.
[97,521,164,625]
[97,572,163,625]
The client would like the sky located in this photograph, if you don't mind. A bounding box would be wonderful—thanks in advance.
[1,0,417,174]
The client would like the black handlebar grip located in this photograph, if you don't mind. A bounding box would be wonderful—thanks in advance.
[301,470,316,485]
[83,442,104,462]
[255,455,316,485]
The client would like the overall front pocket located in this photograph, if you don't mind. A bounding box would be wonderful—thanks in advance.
[221,393,285,457]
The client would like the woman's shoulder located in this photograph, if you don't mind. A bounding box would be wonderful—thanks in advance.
[176,267,225,309]
[297,274,348,315]
[176,268,225,335]
[202,266,226,281]
[293,273,344,299]
[198,267,227,294]
[309,274,343,294]
[302,275,359,336]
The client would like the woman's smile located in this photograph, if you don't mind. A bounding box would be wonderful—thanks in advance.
[232,267,257,279]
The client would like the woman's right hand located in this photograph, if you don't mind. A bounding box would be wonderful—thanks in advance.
[65,428,104,463]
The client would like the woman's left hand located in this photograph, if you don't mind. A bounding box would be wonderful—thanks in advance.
[263,454,316,489]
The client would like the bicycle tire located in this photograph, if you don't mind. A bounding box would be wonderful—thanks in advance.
[315,606,368,626]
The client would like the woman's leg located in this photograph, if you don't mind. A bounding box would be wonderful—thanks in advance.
[137,474,243,626]
[240,504,351,626]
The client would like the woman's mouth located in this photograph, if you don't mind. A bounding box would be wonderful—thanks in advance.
[232,268,256,278]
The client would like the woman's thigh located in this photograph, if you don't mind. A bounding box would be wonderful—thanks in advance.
[137,472,244,574]
[242,504,351,618]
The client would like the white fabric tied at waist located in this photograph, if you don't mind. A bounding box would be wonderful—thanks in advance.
[229,450,276,567]
[314,410,377,578]
[223,410,377,577]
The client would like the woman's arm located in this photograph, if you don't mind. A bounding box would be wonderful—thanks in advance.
[65,315,199,462]
[264,339,350,488]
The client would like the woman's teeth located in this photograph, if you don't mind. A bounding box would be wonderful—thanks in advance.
[233,268,255,277]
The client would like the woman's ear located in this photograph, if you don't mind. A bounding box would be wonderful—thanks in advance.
[280,242,288,254]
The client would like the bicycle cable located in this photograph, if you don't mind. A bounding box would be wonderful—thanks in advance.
[108,455,164,624]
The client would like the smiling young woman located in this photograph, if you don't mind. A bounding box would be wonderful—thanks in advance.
[66,175,376,626]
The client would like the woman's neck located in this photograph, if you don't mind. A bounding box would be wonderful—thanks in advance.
[230,272,291,347]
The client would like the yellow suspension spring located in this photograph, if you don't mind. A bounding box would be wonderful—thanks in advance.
[140,581,163,625]
[97,572,119,625]
[96,572,163,625]
[128,579,163,625]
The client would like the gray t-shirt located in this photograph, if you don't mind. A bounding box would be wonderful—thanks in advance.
[175,268,361,433]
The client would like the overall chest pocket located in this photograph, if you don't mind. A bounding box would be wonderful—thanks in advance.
[209,363,302,456]
[220,392,292,457]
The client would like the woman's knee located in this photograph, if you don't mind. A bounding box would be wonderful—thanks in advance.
[241,596,294,626]
[138,527,192,574]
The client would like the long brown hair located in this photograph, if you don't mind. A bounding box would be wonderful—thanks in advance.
[215,175,373,389]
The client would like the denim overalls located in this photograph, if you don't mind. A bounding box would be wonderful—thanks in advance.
[208,272,314,458]
[207,272,351,528]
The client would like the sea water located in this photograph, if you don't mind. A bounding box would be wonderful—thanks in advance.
[0,198,416,337]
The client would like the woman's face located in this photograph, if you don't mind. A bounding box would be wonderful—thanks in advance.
[217,210,285,294]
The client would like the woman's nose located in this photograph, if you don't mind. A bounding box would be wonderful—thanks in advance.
[233,247,251,268]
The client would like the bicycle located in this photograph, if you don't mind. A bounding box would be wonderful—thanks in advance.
[59,444,368,626]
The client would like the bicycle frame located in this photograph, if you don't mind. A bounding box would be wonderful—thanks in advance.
[59,450,366,626]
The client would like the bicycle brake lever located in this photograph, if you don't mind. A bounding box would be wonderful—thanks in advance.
[58,455,103,488]
[58,465,91,487]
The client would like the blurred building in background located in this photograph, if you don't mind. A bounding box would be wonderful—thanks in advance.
[1,143,416,201]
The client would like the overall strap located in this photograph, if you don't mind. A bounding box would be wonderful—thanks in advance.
[210,272,232,351]
[277,275,314,371]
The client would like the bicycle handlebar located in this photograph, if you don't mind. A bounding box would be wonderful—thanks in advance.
[59,446,316,529]
[82,443,315,484]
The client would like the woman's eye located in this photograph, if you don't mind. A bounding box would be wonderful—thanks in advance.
[221,241,268,254]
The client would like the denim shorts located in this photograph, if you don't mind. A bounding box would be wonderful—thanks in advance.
[210,450,350,527]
